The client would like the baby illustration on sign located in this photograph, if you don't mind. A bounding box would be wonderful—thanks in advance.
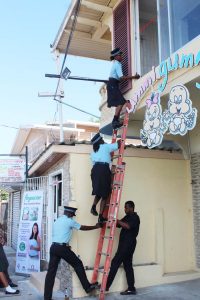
[163,84,197,135]
[140,92,167,148]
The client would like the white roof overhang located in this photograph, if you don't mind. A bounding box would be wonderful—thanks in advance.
[51,0,119,60]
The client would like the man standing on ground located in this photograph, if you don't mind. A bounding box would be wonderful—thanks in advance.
[44,206,100,300]
[0,233,19,295]
[0,233,18,289]
[106,200,140,295]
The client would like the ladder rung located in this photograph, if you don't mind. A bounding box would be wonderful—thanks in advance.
[112,170,123,175]
[108,216,117,221]
[113,185,121,190]
[109,202,119,206]
[107,219,116,224]
[103,236,113,240]
[112,154,122,159]
[98,269,109,275]
[113,180,123,185]
[116,164,126,169]
[99,252,110,257]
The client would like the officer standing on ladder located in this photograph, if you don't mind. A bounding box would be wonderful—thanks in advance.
[106,200,140,295]
[90,132,121,223]
[107,47,140,129]
[44,205,100,300]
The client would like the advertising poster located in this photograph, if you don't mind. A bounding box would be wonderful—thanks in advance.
[16,190,43,274]
[0,156,25,183]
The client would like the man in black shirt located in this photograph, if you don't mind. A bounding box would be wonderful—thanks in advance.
[106,200,140,295]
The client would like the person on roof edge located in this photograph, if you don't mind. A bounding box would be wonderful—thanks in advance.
[90,132,121,222]
[107,47,140,130]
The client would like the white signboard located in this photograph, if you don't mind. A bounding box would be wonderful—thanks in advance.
[16,190,43,274]
[0,156,25,183]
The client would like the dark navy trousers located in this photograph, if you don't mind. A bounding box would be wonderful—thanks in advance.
[106,242,136,291]
[44,243,90,300]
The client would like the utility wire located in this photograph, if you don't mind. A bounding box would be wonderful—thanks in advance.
[52,98,100,119]
[0,124,29,130]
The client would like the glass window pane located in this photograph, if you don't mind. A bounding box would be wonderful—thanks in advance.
[158,0,170,61]
[139,0,159,75]
[170,0,200,52]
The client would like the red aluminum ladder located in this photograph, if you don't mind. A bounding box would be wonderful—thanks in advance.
[91,108,129,300]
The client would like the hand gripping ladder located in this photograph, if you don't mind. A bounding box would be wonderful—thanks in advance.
[92,109,129,300]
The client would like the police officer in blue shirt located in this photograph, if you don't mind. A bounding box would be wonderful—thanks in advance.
[90,133,121,222]
[44,206,100,300]
[107,47,140,129]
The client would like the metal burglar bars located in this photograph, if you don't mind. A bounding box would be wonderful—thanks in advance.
[92,107,130,300]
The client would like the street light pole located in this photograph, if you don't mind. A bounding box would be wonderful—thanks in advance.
[54,50,64,143]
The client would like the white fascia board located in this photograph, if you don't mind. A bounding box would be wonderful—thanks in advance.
[66,120,100,127]
[32,124,85,132]
[10,127,31,154]
[51,0,77,52]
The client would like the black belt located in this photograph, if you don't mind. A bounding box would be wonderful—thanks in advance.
[52,242,70,247]
[94,162,109,166]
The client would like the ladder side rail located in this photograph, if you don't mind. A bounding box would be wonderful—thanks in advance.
[99,113,129,299]
[93,108,130,299]
[99,169,126,299]
[117,112,129,165]
[92,224,107,283]
[91,129,118,282]
[92,164,121,282]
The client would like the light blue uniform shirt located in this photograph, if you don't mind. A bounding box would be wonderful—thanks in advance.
[52,215,81,243]
[109,60,123,80]
[91,143,118,165]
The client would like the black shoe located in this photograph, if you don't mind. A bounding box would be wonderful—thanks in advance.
[112,120,123,130]
[5,289,20,295]
[90,205,98,216]
[86,282,99,293]
[120,288,137,295]
[9,282,18,288]
[98,215,107,223]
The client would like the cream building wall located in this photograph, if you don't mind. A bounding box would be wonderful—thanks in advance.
[65,149,198,297]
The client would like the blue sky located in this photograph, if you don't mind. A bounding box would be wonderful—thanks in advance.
[0,0,110,154]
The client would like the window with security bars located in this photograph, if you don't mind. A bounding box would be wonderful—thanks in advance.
[113,0,132,94]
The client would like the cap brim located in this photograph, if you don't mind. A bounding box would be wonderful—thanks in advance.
[110,52,123,59]
[91,136,103,144]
